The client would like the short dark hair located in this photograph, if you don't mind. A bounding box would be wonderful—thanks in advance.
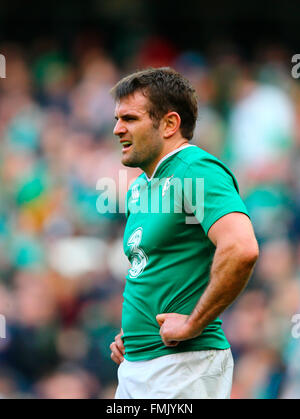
[110,67,198,140]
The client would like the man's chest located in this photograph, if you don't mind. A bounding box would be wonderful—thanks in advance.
[123,209,185,261]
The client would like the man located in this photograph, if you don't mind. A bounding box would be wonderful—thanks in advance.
[109,67,259,399]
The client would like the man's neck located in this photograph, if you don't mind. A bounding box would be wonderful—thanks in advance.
[143,139,189,178]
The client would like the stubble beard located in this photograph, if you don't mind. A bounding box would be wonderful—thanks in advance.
[121,147,142,168]
[122,134,164,171]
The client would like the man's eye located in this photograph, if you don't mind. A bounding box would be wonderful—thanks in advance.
[123,116,137,121]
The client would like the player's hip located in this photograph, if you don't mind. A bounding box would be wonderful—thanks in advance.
[115,348,234,399]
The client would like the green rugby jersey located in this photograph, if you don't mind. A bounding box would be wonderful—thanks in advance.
[122,145,249,361]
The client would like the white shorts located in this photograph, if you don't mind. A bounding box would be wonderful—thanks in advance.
[115,348,234,399]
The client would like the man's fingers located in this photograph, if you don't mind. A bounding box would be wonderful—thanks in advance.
[156,313,167,326]
[157,313,181,347]
[110,330,125,365]
[110,352,122,365]
[110,341,124,358]
[115,334,125,354]
[164,340,179,347]
[110,341,124,364]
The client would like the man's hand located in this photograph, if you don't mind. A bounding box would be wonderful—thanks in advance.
[156,313,193,347]
[110,330,125,365]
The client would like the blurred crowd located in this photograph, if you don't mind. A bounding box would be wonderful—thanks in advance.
[0,34,300,398]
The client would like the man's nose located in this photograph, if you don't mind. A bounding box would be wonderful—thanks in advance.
[113,120,127,136]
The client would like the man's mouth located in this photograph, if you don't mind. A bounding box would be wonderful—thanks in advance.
[121,141,133,152]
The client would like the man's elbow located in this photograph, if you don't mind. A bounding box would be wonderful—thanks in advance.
[218,236,259,269]
[238,240,259,267]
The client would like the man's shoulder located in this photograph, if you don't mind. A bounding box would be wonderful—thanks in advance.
[173,146,239,192]
[174,145,230,175]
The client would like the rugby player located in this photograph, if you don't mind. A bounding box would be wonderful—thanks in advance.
[109,67,259,399]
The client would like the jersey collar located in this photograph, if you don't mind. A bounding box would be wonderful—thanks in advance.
[144,144,196,181]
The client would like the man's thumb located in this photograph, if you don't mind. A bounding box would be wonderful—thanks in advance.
[156,313,167,326]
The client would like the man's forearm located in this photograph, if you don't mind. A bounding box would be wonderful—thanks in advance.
[185,243,258,338]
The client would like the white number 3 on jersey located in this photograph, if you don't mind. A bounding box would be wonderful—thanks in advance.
[127,227,148,278]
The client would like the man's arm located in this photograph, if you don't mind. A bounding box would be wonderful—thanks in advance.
[156,212,259,346]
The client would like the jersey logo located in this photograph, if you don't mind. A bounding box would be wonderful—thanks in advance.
[127,227,148,278]
[131,184,140,203]
[162,175,174,197]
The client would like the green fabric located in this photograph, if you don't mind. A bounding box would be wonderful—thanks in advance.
[122,145,249,361]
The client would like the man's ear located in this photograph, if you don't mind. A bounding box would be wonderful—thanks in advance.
[162,112,181,138]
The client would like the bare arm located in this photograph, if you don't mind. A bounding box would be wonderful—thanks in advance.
[156,213,259,346]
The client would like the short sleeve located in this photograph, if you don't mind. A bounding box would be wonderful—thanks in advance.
[183,157,249,235]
